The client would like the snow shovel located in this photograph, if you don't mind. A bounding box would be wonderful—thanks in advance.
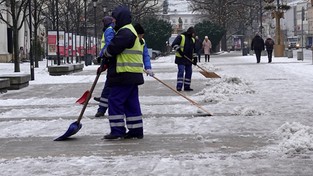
[144,70,212,116]
[184,55,221,78]
[54,71,102,141]
[75,65,108,104]
[76,90,90,104]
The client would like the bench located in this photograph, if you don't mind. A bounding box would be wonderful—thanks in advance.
[0,74,31,90]
[0,78,10,93]
[73,63,84,72]
[48,64,85,76]
[48,65,75,76]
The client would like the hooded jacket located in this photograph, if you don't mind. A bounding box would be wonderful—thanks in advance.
[103,6,144,86]
[171,28,195,65]
[265,38,275,50]
[99,23,115,57]
[251,35,265,51]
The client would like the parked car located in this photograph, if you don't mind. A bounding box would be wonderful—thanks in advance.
[151,50,161,60]
[305,44,312,49]
[288,43,300,49]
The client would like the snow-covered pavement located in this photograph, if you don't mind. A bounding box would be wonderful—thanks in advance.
[1,50,313,175]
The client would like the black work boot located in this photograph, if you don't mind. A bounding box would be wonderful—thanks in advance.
[103,134,124,140]
[124,133,144,139]
[94,97,100,102]
[95,112,104,117]
[184,88,193,91]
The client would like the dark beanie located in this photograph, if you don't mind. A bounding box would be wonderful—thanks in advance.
[187,27,195,34]
[102,16,113,27]
[134,23,145,34]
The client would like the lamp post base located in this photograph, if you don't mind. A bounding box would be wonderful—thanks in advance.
[274,44,285,57]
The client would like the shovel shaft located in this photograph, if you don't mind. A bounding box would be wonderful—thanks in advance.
[185,55,206,71]
[77,73,101,123]
[183,55,220,78]
[145,70,212,116]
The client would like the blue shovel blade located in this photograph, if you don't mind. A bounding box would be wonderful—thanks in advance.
[54,121,82,141]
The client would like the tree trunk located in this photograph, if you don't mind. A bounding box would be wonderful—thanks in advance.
[221,34,227,51]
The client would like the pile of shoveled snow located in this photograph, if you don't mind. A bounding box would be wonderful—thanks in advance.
[195,76,255,103]
[232,106,265,116]
[275,122,313,156]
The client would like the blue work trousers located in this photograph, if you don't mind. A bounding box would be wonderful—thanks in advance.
[176,64,192,90]
[108,84,143,136]
[98,81,111,113]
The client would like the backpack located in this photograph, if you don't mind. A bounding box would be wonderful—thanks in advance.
[268,39,274,45]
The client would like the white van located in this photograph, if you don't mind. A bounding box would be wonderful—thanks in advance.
[168,34,178,46]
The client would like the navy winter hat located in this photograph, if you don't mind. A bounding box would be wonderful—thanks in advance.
[134,23,145,34]
[187,27,195,34]
[102,16,113,27]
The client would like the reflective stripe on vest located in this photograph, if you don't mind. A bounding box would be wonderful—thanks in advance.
[116,24,143,73]
[101,34,105,49]
[175,35,195,57]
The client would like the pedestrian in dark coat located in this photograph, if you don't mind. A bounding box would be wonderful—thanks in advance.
[171,27,196,91]
[195,36,202,62]
[251,32,265,63]
[264,36,275,63]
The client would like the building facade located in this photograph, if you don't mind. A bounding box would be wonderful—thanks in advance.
[0,3,30,63]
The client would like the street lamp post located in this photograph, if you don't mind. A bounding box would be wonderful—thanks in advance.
[28,0,34,80]
[259,0,263,36]
[103,6,107,16]
[93,0,98,57]
[84,0,87,62]
[56,0,61,65]
[264,0,290,57]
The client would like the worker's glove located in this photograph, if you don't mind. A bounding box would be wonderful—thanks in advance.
[192,53,197,65]
[192,58,197,65]
[96,57,102,64]
[97,64,108,75]
[145,69,154,77]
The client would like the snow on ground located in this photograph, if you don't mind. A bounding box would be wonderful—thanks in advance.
[1,51,313,175]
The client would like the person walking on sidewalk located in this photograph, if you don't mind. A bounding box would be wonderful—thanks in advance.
[251,32,265,63]
[202,36,212,62]
[172,27,196,92]
[94,16,116,117]
[195,36,202,62]
[98,5,145,140]
[264,36,275,63]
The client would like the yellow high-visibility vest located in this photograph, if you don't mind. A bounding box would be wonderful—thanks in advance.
[116,24,143,73]
[175,34,195,57]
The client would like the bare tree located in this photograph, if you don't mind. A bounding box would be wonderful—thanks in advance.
[109,0,161,22]
[190,0,260,50]
[0,0,28,72]
[32,0,48,67]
